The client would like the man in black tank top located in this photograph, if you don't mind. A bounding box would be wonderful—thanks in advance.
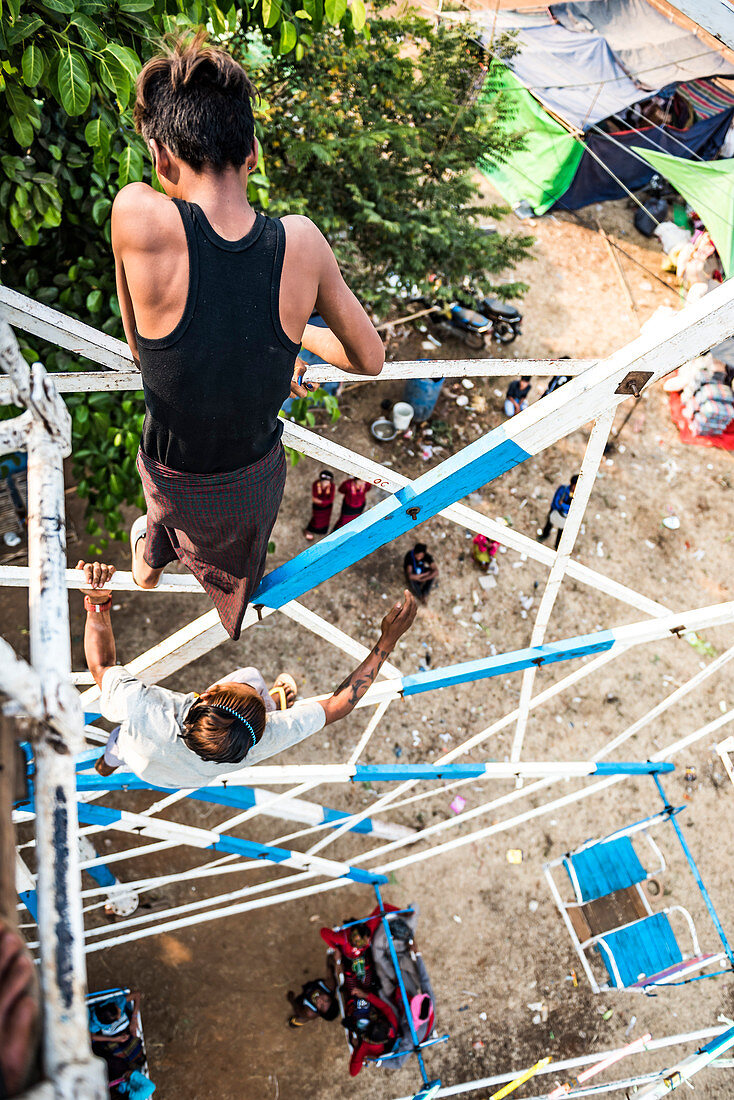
[112,34,384,639]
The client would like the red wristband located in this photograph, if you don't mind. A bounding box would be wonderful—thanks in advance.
[84,595,112,614]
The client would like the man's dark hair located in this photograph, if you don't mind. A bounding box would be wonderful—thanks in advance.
[96,1001,122,1025]
[413,543,427,556]
[134,32,258,172]
[521,375,531,383]
[570,474,579,488]
[182,687,267,764]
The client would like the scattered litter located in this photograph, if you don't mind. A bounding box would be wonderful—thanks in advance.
[456,395,469,407]
[565,970,578,986]
[112,604,122,612]
[452,605,463,615]
[450,795,467,814]
[420,341,436,351]
[439,732,453,743]
[625,1015,637,1036]
[471,611,483,623]
[720,700,728,713]
[506,849,523,864]
[308,914,320,923]
[479,1011,487,1021]
[528,900,539,913]
[472,1040,485,1050]
[462,379,474,390]
[393,745,403,759]
[494,388,503,397]
[512,561,525,569]
[519,594,534,611]
[662,515,680,530]
[478,575,497,590]
[453,914,462,924]
[645,539,656,549]
[532,1014,542,1026]
[421,445,434,460]
[596,541,604,557]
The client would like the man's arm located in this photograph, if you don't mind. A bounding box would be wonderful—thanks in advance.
[281,216,384,378]
[320,591,416,725]
[76,560,116,689]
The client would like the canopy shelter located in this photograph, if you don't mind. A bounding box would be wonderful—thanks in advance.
[474,0,734,213]
[550,0,734,89]
[481,20,648,129]
[635,147,734,274]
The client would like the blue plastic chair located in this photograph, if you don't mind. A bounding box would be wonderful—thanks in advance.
[563,837,648,903]
[595,912,685,988]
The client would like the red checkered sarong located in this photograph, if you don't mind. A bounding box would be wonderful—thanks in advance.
[136,443,286,640]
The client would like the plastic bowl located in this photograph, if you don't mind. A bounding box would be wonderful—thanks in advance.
[371,418,399,442]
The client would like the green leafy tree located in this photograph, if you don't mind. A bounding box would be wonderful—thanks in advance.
[1,3,530,548]
[252,11,531,312]
[0,0,367,545]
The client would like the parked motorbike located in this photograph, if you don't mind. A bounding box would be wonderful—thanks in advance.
[414,298,493,350]
[475,296,523,344]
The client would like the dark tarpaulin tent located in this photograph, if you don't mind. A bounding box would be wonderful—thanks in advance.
[553,107,734,210]
[476,0,734,212]
[550,0,734,90]
[488,22,648,130]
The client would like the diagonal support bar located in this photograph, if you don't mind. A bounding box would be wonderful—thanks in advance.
[75,802,386,886]
[253,279,734,609]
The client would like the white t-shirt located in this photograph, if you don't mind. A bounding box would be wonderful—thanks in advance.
[99,666,326,789]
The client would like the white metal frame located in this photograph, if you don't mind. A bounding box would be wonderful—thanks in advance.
[2,280,734,1097]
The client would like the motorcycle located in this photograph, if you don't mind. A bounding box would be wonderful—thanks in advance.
[414,298,493,350]
[475,295,523,345]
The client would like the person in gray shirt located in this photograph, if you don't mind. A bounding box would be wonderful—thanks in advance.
[76,560,416,788]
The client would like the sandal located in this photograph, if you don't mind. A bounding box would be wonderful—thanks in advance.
[269,674,297,710]
[288,1016,306,1029]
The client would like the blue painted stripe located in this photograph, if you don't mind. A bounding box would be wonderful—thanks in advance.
[85,863,117,888]
[19,890,37,921]
[75,803,386,886]
[73,775,378,837]
[594,762,675,775]
[402,631,616,695]
[254,429,531,608]
[354,764,488,782]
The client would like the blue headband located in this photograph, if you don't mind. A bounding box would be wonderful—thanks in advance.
[212,703,257,750]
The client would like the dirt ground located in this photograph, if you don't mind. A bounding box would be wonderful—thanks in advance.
[5,185,734,1099]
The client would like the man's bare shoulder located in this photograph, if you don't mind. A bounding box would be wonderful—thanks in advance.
[112,184,181,251]
[280,214,330,250]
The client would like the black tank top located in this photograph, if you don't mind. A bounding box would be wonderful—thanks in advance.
[136,199,301,474]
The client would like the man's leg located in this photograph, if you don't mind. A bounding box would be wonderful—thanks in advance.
[555,526,563,550]
[0,716,40,1096]
[130,516,164,591]
[537,512,553,541]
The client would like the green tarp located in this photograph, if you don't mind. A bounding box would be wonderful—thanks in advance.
[635,147,734,276]
[478,67,584,215]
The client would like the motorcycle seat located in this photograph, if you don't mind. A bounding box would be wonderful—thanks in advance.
[483,297,520,320]
[451,305,491,331]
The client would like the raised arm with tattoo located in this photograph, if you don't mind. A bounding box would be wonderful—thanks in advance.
[320,591,417,725]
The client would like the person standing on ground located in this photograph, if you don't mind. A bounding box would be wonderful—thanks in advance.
[504,376,532,418]
[404,543,438,602]
[113,34,385,640]
[471,533,499,573]
[305,470,335,540]
[335,478,372,529]
[77,561,416,787]
[538,475,578,549]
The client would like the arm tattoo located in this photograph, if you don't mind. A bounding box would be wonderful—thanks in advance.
[333,644,391,704]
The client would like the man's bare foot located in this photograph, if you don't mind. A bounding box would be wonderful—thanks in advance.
[95,756,118,777]
[269,674,297,710]
[0,925,39,1096]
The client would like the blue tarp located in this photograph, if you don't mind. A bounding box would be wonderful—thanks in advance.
[552,106,734,210]
[499,22,649,131]
[551,0,734,91]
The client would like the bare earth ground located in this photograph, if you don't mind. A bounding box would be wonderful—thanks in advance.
[5,187,734,1099]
